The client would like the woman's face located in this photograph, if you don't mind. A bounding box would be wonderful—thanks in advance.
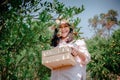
[59,23,70,38]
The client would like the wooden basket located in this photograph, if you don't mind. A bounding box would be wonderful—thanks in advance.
[42,47,76,69]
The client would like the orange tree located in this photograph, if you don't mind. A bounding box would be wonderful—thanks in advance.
[86,27,120,79]
[0,0,84,79]
[87,10,120,79]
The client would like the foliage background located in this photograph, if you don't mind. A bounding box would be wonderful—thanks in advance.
[86,28,120,80]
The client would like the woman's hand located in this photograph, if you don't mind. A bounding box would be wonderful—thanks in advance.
[71,47,78,57]
[71,47,86,62]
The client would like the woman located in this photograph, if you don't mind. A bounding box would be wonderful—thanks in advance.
[50,21,91,80]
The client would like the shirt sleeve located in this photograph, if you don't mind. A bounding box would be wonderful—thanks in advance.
[74,39,91,65]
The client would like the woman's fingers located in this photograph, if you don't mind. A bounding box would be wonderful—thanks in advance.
[71,47,78,56]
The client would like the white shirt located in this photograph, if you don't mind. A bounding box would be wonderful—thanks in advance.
[50,39,91,80]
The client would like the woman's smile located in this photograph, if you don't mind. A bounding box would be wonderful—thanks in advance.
[60,27,70,38]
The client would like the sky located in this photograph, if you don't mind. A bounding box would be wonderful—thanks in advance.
[58,0,120,38]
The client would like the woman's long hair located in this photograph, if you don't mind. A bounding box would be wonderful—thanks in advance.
[50,27,73,47]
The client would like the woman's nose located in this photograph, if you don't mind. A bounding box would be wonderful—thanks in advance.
[61,28,65,31]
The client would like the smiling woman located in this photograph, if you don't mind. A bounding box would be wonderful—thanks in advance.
[50,20,91,80]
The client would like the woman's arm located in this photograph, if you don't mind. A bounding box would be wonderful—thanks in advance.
[71,39,91,65]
